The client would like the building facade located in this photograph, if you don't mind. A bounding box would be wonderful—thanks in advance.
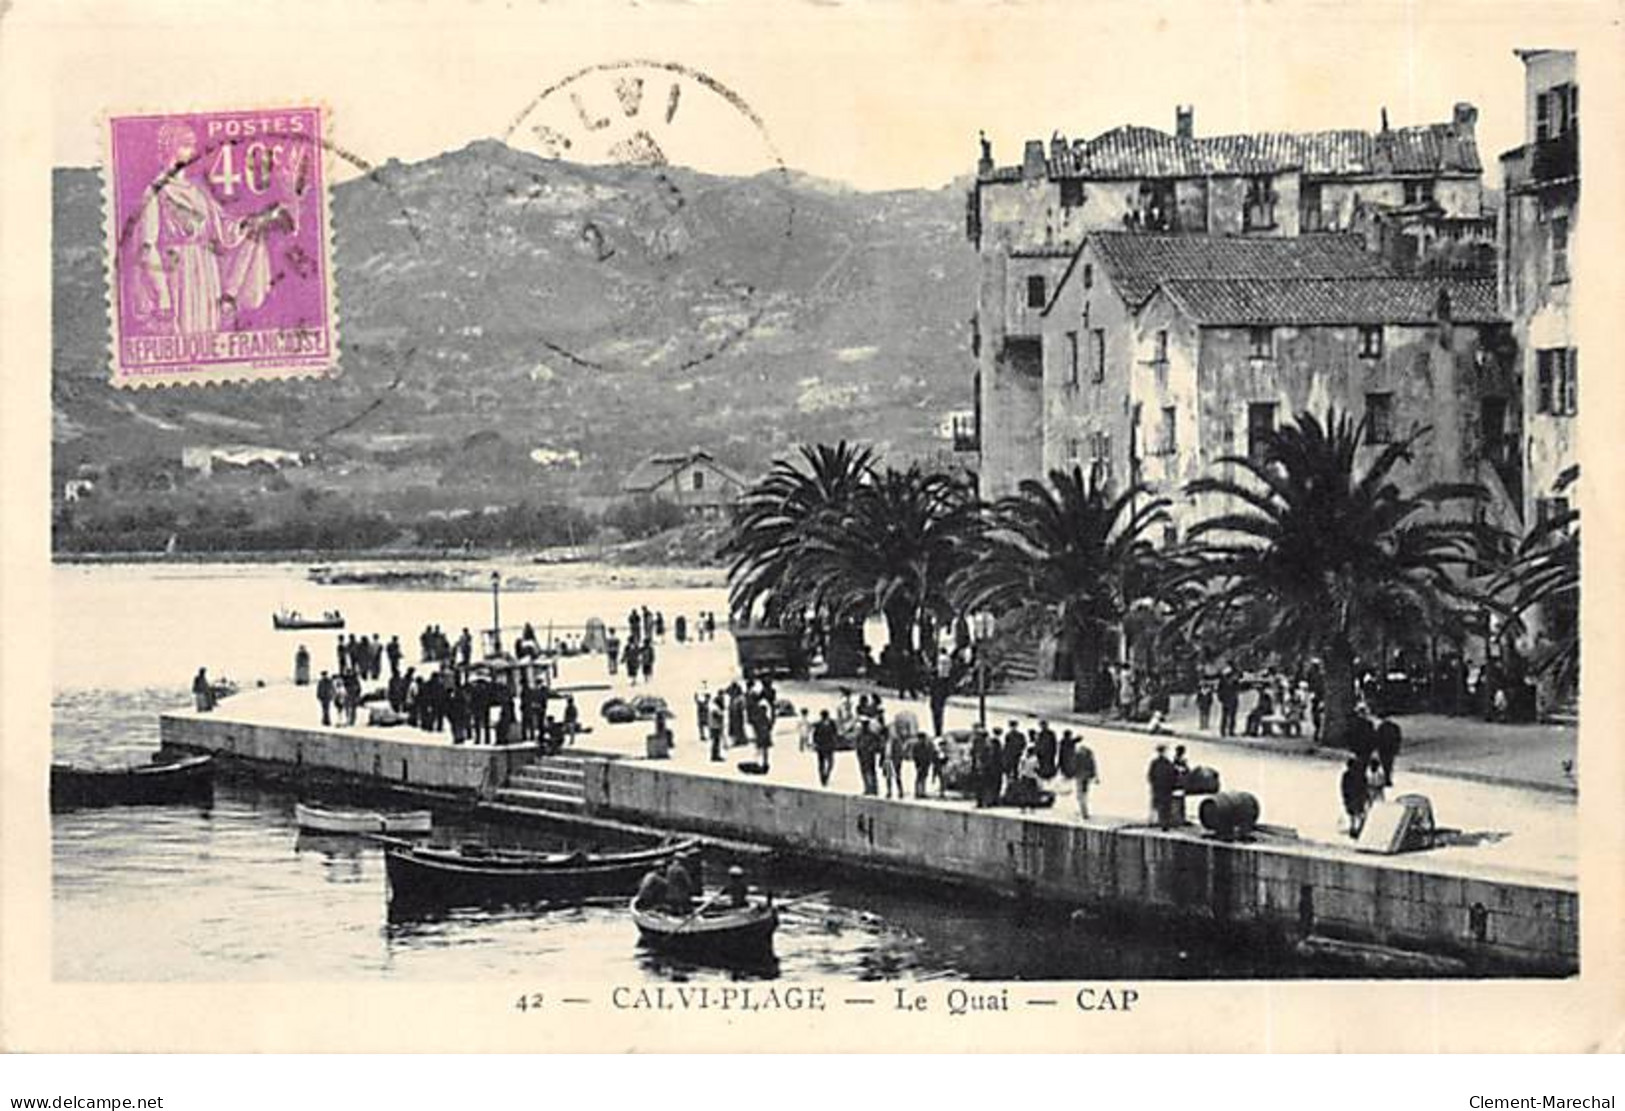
[1500,50,1578,537]
[620,450,748,518]
[970,104,1492,498]
[1131,277,1519,539]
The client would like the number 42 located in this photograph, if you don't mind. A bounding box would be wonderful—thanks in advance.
[514,992,544,1012]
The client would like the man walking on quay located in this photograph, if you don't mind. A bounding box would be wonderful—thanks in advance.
[294,644,310,686]
[1341,756,1369,838]
[812,709,838,787]
[1067,731,1098,819]
[1218,666,1240,737]
[1147,744,1178,829]
[316,671,334,726]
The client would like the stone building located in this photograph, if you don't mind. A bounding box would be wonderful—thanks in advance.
[1498,49,1579,682]
[1036,233,1392,506]
[1129,276,1518,540]
[1499,50,1578,537]
[620,450,748,519]
[969,104,1492,497]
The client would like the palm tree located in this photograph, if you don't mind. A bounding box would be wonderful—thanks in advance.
[1499,464,1579,692]
[952,465,1169,712]
[720,441,876,625]
[794,462,980,680]
[1176,408,1488,750]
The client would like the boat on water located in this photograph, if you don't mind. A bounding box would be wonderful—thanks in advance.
[273,608,345,630]
[631,897,779,965]
[50,753,215,812]
[383,838,701,910]
[294,801,433,835]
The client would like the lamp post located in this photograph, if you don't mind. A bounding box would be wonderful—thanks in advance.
[971,611,995,728]
[490,571,502,656]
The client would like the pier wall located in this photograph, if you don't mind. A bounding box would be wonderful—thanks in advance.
[585,761,1578,974]
[160,713,528,794]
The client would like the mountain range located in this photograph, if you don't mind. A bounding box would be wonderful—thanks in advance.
[52,141,977,524]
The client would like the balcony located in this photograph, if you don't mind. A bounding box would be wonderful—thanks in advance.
[1506,128,1579,193]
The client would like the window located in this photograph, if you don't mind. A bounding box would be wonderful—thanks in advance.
[1300,181,1324,232]
[1537,348,1578,416]
[1247,402,1276,463]
[1162,523,1179,551]
[1089,431,1113,487]
[1065,331,1080,388]
[1027,275,1047,308]
[1090,329,1106,383]
[1539,83,1579,141]
[1083,263,1094,290]
[1551,214,1570,283]
[1158,405,1178,455]
[1066,437,1081,461]
[1244,176,1276,230]
[692,470,705,491]
[1365,392,1394,444]
[1154,329,1169,364]
[1358,326,1383,359]
[1248,327,1273,359]
[1060,178,1084,208]
[1403,180,1435,206]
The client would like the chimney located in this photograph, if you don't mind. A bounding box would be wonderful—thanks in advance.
[1380,107,1390,133]
[1452,101,1479,134]
[1175,105,1194,139]
[1022,139,1047,180]
[1050,131,1069,168]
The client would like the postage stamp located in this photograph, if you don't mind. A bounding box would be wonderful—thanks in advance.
[103,106,337,388]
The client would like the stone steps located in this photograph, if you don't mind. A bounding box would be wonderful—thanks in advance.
[493,754,592,815]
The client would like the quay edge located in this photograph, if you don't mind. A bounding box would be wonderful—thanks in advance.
[580,760,1578,978]
[160,708,1577,977]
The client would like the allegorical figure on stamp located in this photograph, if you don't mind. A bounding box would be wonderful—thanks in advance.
[128,120,295,336]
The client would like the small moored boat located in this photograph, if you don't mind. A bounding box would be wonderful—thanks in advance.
[51,753,215,811]
[383,838,700,911]
[273,609,345,630]
[631,896,779,965]
[294,801,432,835]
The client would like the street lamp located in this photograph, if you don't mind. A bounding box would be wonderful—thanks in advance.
[490,571,502,656]
[970,611,995,727]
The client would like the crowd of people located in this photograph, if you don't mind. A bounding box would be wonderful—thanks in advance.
[694,678,781,771]
[305,625,583,750]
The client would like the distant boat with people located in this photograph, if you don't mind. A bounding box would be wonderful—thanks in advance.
[273,608,345,630]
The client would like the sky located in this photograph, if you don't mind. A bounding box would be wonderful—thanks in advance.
[33,0,1605,191]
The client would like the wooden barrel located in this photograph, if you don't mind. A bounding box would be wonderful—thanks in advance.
[1182,765,1221,795]
[1198,791,1261,840]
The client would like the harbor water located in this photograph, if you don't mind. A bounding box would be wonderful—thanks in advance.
[51,562,1345,982]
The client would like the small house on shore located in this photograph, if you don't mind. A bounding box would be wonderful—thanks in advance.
[620,450,748,519]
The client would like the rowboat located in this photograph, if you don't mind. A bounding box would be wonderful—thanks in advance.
[631,897,779,965]
[383,838,701,910]
[294,801,432,835]
[50,753,214,812]
[273,609,345,630]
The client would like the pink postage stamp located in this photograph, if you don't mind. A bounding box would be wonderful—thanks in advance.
[104,106,337,387]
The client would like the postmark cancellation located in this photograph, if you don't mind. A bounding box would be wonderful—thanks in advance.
[103,106,337,388]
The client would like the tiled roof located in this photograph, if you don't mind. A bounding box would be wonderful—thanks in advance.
[1156,277,1501,326]
[1086,233,1392,306]
[1036,121,1480,181]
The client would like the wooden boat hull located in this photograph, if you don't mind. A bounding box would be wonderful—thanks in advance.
[384,839,700,910]
[632,901,779,965]
[295,802,432,835]
[51,754,214,812]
